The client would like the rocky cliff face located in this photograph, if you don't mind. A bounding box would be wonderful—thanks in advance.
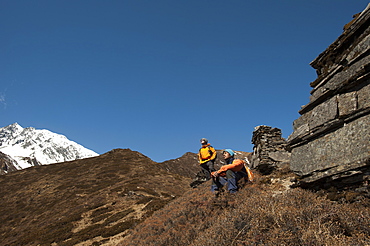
[287,4,370,190]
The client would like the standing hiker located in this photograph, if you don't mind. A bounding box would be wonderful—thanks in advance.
[211,149,247,194]
[190,138,217,188]
[198,138,217,181]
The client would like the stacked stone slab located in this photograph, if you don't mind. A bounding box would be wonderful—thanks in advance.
[251,125,290,174]
[288,4,370,189]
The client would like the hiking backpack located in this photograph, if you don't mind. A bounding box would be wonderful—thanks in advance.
[243,159,255,182]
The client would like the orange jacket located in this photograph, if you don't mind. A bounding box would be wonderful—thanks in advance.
[215,159,245,176]
[198,144,217,164]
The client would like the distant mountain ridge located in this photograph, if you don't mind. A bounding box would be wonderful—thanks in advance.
[0,123,98,173]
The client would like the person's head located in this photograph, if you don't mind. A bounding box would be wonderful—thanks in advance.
[222,149,235,160]
[200,138,208,145]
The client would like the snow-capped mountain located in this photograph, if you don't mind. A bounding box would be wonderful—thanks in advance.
[0,123,99,171]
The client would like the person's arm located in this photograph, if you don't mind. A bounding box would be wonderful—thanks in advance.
[210,146,217,160]
[217,159,244,174]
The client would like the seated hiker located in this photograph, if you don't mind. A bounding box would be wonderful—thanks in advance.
[197,138,217,181]
[211,149,247,194]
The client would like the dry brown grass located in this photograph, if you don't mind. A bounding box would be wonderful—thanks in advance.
[1,149,369,246]
[120,172,370,246]
[0,149,192,246]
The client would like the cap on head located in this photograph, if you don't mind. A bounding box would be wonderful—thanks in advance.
[200,138,208,144]
[223,149,235,157]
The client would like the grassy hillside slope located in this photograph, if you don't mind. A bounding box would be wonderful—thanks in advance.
[0,149,191,246]
[1,149,369,246]
[120,170,370,246]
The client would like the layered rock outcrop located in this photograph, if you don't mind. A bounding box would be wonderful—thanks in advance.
[287,4,370,189]
[251,125,290,174]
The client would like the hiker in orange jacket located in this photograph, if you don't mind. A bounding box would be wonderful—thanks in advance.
[211,149,247,194]
[197,138,217,181]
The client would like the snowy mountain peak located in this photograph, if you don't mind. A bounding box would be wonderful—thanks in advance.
[0,123,99,171]
[0,122,23,143]
[7,122,23,130]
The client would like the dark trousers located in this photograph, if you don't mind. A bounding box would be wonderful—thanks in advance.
[211,170,243,193]
[200,160,215,180]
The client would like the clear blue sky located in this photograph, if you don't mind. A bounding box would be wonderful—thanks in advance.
[1,1,368,162]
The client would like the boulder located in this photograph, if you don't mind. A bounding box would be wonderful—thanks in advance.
[251,125,290,174]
